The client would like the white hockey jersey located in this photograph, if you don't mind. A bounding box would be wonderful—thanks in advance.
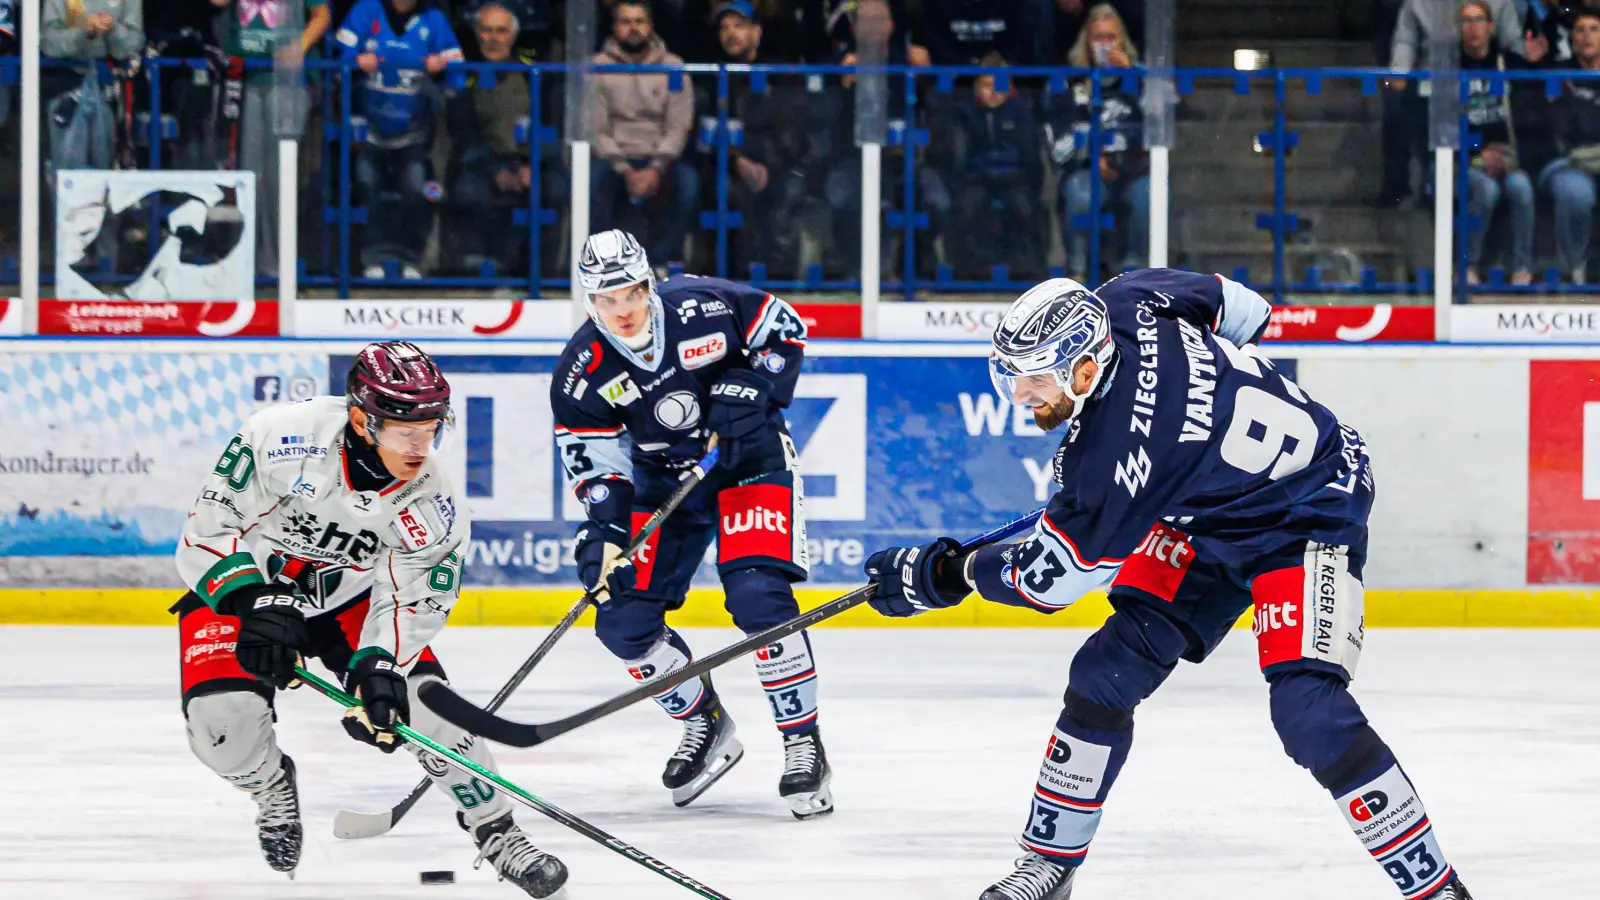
[175,396,469,668]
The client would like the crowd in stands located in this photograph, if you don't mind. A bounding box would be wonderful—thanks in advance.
[8,0,1600,288]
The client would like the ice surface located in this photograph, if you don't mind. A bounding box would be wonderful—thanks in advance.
[2,626,1596,899]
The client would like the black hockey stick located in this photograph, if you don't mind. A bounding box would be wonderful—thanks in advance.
[419,507,1045,748]
[297,666,733,899]
[334,444,719,839]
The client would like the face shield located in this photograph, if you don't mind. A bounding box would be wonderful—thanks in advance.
[370,408,457,458]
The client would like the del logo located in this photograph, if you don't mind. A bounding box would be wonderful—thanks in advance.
[723,505,788,535]
[679,334,728,370]
[192,622,237,640]
[1349,791,1389,822]
[1253,601,1299,635]
[397,507,432,549]
[755,641,784,661]
[628,664,657,680]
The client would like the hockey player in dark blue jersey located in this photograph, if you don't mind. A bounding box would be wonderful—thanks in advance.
[550,230,832,819]
[862,270,1473,900]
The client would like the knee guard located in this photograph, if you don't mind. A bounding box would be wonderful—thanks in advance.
[1267,669,1389,791]
[721,566,800,633]
[593,592,672,661]
[407,672,512,827]
[185,690,282,792]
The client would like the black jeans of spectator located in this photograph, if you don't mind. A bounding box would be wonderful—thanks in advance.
[449,165,571,276]
[591,160,699,266]
[729,168,815,280]
[1381,85,1430,204]
[355,142,434,268]
[953,177,1042,280]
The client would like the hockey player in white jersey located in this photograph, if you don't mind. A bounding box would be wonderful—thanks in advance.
[172,341,567,897]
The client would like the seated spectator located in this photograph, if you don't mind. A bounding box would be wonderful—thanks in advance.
[445,2,568,277]
[946,53,1043,278]
[1048,2,1146,278]
[1382,0,1522,207]
[41,0,144,177]
[677,0,805,62]
[453,0,558,62]
[336,0,464,279]
[1050,0,1141,63]
[590,0,697,271]
[1541,7,1600,283]
[701,0,817,276]
[914,0,1033,65]
[1459,0,1538,286]
[212,0,330,278]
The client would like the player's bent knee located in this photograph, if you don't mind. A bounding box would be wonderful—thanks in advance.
[1063,687,1134,732]
[721,566,800,633]
[185,690,280,784]
[1064,604,1186,713]
[593,594,671,660]
[1267,669,1389,791]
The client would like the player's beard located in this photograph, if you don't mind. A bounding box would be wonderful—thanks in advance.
[1032,396,1077,432]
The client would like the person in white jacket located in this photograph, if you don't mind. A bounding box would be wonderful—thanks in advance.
[172,340,567,898]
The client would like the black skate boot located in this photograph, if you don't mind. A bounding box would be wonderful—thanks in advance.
[1422,875,1474,900]
[472,812,570,899]
[661,686,744,807]
[778,727,834,820]
[251,755,302,875]
[979,852,1076,900]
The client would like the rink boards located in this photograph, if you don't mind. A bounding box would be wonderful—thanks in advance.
[2,339,1599,626]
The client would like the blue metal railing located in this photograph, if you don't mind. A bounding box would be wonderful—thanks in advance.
[14,58,1600,300]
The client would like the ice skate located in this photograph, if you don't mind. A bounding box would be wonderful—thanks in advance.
[251,755,302,875]
[662,689,744,807]
[980,852,1076,900]
[472,812,570,898]
[1422,875,1473,900]
[778,727,834,820]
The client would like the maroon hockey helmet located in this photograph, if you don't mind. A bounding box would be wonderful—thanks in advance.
[347,341,452,423]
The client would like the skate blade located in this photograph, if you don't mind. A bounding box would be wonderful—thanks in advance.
[784,772,835,821]
[670,737,746,808]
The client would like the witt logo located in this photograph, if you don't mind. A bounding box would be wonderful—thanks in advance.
[711,382,760,402]
[1046,735,1073,764]
[755,641,784,661]
[1132,526,1190,568]
[628,664,658,681]
[1253,601,1299,635]
[1349,791,1389,822]
[192,622,237,641]
[679,334,728,370]
[1113,446,1153,498]
[723,505,788,535]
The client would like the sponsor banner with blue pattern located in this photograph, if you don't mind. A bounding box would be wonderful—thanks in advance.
[0,352,328,555]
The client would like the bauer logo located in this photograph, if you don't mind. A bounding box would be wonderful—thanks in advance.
[679,334,728,370]
[1348,791,1389,822]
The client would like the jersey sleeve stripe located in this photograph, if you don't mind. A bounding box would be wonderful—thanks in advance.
[554,425,625,436]
[1038,514,1124,572]
[745,293,777,343]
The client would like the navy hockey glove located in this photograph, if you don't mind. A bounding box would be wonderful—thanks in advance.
[222,585,308,690]
[343,651,409,753]
[863,537,973,617]
[575,520,636,603]
[707,368,772,471]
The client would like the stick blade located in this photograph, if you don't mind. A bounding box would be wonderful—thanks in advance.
[333,808,396,840]
[417,680,546,748]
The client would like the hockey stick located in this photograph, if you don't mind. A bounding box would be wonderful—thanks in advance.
[333,444,720,839]
[296,665,733,899]
[418,506,1045,748]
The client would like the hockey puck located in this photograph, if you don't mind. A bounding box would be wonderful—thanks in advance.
[420,870,455,885]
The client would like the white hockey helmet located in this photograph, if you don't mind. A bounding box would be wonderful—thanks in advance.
[577,229,665,364]
[989,278,1116,421]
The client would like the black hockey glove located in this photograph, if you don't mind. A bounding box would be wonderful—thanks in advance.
[707,368,772,471]
[342,652,409,753]
[575,520,636,603]
[222,584,308,690]
[863,538,973,617]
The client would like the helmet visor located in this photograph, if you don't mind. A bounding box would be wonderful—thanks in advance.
[372,407,457,457]
[989,353,1067,408]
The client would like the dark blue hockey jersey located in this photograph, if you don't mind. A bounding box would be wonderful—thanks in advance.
[550,276,808,528]
[971,268,1375,613]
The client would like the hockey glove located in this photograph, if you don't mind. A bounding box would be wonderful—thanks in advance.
[343,651,409,753]
[707,368,772,471]
[223,585,309,690]
[575,520,636,603]
[863,537,973,618]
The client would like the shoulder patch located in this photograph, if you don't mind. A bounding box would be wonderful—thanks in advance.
[394,505,436,551]
[599,372,641,407]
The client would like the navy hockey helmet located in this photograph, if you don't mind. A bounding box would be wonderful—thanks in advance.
[577,229,665,365]
[990,278,1116,421]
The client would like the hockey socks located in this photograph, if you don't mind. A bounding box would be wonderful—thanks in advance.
[1017,703,1133,864]
[1332,758,1455,898]
[625,629,709,719]
[752,629,820,734]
